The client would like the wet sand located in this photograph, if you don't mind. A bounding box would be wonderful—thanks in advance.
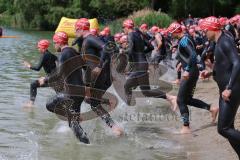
[169,78,240,160]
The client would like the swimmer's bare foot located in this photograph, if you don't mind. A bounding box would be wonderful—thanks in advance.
[172,79,180,85]
[109,98,117,110]
[23,101,34,108]
[166,95,178,112]
[180,126,192,134]
[112,125,124,137]
[210,105,219,124]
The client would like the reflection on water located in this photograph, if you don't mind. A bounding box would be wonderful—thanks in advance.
[0,28,187,160]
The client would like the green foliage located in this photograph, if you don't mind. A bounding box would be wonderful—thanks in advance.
[107,8,173,34]
[132,9,172,28]
[169,0,239,18]
[235,5,240,14]
[0,0,239,30]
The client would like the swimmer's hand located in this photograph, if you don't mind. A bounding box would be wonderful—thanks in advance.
[23,61,31,68]
[176,63,182,71]
[222,89,231,101]
[92,67,102,77]
[201,70,212,78]
[38,77,46,85]
[183,71,189,80]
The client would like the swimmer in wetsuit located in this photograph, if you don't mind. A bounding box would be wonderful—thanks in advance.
[121,19,177,110]
[167,22,219,134]
[23,40,58,107]
[200,16,240,158]
[44,31,90,144]
[74,18,123,137]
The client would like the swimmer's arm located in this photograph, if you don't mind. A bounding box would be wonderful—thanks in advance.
[125,33,134,56]
[89,37,106,68]
[223,39,240,90]
[30,55,45,71]
[155,34,162,50]
[45,53,66,84]
[181,39,197,72]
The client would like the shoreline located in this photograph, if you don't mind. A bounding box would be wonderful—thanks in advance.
[171,78,239,160]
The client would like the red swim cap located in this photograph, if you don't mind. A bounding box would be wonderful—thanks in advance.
[53,32,68,45]
[122,19,134,29]
[140,24,148,30]
[229,15,240,24]
[167,22,182,34]
[99,30,107,36]
[199,16,221,31]
[75,18,90,31]
[150,26,159,33]
[103,27,111,34]
[219,17,228,26]
[37,39,50,50]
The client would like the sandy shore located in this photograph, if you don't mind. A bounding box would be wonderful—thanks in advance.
[170,78,240,160]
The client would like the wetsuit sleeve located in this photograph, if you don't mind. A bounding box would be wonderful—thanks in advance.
[180,37,197,72]
[88,37,106,68]
[45,51,70,89]
[125,33,134,57]
[30,54,45,71]
[222,38,240,90]
[72,37,81,46]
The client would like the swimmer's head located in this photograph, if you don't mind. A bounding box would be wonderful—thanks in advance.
[167,22,182,38]
[122,19,134,34]
[103,27,111,36]
[150,26,159,35]
[53,31,68,52]
[75,18,90,38]
[140,24,148,33]
[90,28,98,36]
[37,39,50,53]
[199,16,221,41]
[114,33,122,44]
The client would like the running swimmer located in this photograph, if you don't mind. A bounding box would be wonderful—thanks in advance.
[23,40,58,107]
[121,19,177,110]
[45,31,90,144]
[167,22,219,134]
[200,16,240,158]
[74,18,123,137]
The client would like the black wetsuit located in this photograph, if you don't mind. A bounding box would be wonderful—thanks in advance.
[200,41,215,70]
[99,35,114,44]
[30,50,57,102]
[176,35,210,126]
[124,31,167,105]
[72,37,84,53]
[165,35,173,60]
[81,34,115,129]
[225,24,237,39]
[153,33,167,63]
[46,47,89,144]
[213,32,240,158]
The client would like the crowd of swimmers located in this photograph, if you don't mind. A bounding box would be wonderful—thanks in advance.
[23,14,240,158]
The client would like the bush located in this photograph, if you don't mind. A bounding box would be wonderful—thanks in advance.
[106,8,173,34]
